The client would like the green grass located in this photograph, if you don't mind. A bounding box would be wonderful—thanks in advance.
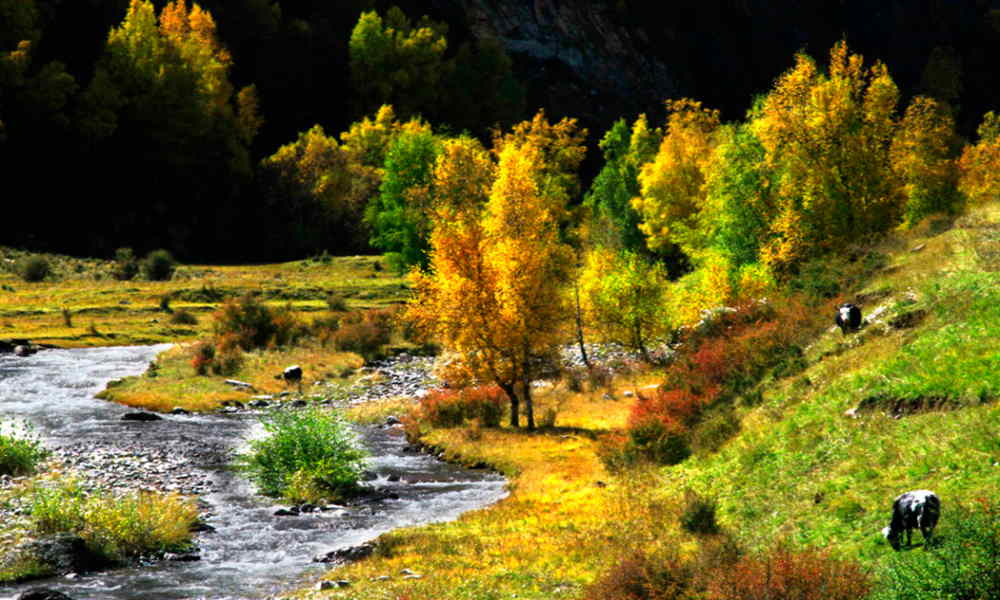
[667,201,1000,566]
[0,421,48,476]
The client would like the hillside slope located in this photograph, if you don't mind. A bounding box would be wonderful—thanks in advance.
[671,200,1000,562]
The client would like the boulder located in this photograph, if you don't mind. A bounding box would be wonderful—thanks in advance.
[313,543,375,564]
[17,589,76,600]
[26,534,106,575]
[170,407,190,415]
[14,345,37,357]
[121,412,162,422]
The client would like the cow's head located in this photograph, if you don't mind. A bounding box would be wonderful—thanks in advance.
[882,526,901,550]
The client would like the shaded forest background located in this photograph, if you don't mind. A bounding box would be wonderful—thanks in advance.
[3,0,999,261]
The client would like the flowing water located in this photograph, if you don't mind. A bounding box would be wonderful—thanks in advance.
[0,346,507,600]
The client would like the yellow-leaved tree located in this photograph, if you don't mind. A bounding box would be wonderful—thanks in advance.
[409,141,572,430]
[751,41,900,271]
[632,99,720,256]
[890,96,961,226]
[958,111,1000,206]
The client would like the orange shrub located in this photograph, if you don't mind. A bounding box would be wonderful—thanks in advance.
[584,552,693,600]
[625,295,825,463]
[704,546,872,600]
[416,385,505,428]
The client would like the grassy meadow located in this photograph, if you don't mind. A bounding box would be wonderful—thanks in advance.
[0,250,408,348]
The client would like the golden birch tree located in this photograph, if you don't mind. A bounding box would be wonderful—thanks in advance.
[409,142,572,430]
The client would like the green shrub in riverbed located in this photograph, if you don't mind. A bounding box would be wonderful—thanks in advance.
[0,421,48,476]
[239,407,368,503]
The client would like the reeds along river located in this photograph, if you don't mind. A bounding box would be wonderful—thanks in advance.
[0,346,507,600]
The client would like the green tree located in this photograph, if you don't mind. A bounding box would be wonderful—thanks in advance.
[702,123,776,267]
[365,127,442,271]
[76,0,257,254]
[348,7,448,120]
[580,247,669,362]
[584,115,662,253]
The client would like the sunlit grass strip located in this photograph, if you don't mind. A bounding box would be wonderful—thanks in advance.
[30,479,198,561]
[303,387,686,600]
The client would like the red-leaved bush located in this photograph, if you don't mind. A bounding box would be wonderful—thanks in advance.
[621,296,829,465]
[583,552,693,600]
[417,385,505,428]
[705,546,871,600]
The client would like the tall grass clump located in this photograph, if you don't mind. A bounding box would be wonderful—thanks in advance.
[873,499,1000,600]
[30,479,198,561]
[239,407,367,503]
[331,308,395,361]
[16,255,51,282]
[0,420,48,476]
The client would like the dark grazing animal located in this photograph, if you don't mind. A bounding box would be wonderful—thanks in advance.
[882,490,940,550]
[279,365,303,392]
[835,303,862,335]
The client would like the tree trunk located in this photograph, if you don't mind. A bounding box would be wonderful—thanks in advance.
[574,280,592,369]
[523,379,535,431]
[635,320,652,364]
[500,382,519,428]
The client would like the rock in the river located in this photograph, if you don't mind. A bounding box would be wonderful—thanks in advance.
[385,415,401,426]
[16,589,76,600]
[121,412,162,422]
[14,345,37,357]
[170,407,190,415]
[164,552,201,562]
[313,543,374,564]
[315,581,335,591]
[274,507,299,517]
[26,534,106,574]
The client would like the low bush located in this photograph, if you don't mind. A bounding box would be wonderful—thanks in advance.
[331,309,395,360]
[0,420,48,476]
[30,479,197,561]
[416,385,506,428]
[112,247,139,281]
[583,552,693,600]
[141,249,177,281]
[170,309,198,325]
[213,294,304,351]
[704,545,872,600]
[239,407,368,502]
[873,498,1000,600]
[679,491,719,535]
[16,256,50,282]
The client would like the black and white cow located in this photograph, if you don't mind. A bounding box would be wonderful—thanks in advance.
[835,303,862,335]
[882,490,940,550]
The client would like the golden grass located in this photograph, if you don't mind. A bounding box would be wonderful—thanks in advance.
[98,342,365,412]
[0,254,408,348]
[297,383,698,600]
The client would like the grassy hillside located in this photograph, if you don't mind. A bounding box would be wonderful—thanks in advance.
[671,202,1000,559]
[297,202,1000,600]
[0,251,408,348]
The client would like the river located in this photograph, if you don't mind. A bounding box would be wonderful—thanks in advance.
[0,346,507,600]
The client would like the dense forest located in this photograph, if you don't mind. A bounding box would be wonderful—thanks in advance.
[2,0,999,261]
